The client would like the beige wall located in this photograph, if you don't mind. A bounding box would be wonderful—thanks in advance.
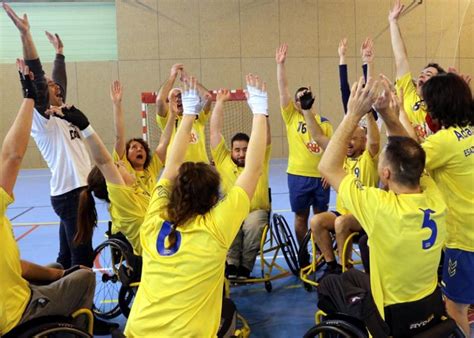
[1,0,473,168]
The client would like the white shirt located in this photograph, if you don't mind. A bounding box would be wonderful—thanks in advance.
[31,109,92,196]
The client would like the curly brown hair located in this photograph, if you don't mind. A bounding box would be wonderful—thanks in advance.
[125,138,152,169]
[166,162,221,248]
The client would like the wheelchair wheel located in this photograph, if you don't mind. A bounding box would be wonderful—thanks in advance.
[272,213,300,276]
[10,321,91,338]
[92,239,132,319]
[303,321,368,338]
[118,284,138,318]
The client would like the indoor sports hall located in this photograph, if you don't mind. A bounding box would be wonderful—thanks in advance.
[1,0,473,337]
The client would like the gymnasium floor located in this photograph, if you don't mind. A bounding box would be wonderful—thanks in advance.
[10,158,333,337]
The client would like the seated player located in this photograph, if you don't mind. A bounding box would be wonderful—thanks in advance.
[317,76,447,337]
[110,80,164,195]
[310,112,379,274]
[389,0,446,140]
[155,63,212,163]
[0,60,95,336]
[56,83,175,257]
[124,74,268,336]
[210,88,271,279]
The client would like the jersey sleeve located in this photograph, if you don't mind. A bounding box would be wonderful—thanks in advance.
[208,186,250,248]
[422,133,451,171]
[210,136,230,166]
[338,175,381,236]
[147,178,173,220]
[281,101,297,125]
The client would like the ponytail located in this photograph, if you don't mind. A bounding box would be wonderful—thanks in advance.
[74,166,109,246]
[75,187,97,245]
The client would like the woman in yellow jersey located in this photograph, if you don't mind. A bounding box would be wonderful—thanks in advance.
[54,85,175,256]
[124,75,268,337]
[421,73,474,336]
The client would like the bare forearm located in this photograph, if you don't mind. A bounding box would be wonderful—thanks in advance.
[241,115,267,182]
[366,113,380,156]
[112,102,126,156]
[381,111,410,137]
[21,32,38,60]
[21,260,62,283]
[277,63,290,107]
[156,74,177,116]
[210,101,225,148]
[389,21,410,77]
[398,109,418,140]
[156,111,175,163]
[162,116,194,179]
[303,110,330,150]
[85,132,114,166]
[319,114,359,181]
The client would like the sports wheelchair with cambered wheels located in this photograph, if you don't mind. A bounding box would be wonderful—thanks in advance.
[226,188,300,292]
[3,308,94,338]
[92,222,141,319]
[299,229,364,291]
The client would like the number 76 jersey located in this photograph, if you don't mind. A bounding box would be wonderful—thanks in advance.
[281,101,333,178]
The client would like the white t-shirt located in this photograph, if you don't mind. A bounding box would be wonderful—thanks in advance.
[31,109,92,196]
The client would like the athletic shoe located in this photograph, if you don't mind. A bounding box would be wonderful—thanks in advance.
[317,263,342,283]
[237,266,251,280]
[225,264,238,279]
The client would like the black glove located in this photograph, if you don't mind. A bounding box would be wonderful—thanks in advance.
[19,71,37,100]
[57,106,90,130]
[299,91,315,110]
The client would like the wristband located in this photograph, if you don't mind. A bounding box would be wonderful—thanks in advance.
[81,125,96,138]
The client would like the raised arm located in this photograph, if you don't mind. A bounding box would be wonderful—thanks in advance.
[361,37,374,81]
[0,60,36,196]
[276,43,291,108]
[48,106,125,185]
[3,3,49,115]
[388,0,410,78]
[395,87,418,141]
[319,78,378,192]
[156,63,183,117]
[110,80,126,157]
[210,89,231,149]
[181,69,212,114]
[299,90,330,150]
[374,76,410,138]
[338,38,350,114]
[155,106,177,164]
[46,31,67,101]
[235,74,268,199]
[365,112,380,157]
[161,77,201,181]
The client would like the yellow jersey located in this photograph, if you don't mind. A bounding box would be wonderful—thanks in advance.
[422,126,474,252]
[107,183,150,256]
[157,110,210,164]
[339,174,447,318]
[125,178,250,337]
[282,101,333,177]
[211,137,271,211]
[396,72,432,141]
[336,149,379,214]
[0,188,30,335]
[112,149,163,196]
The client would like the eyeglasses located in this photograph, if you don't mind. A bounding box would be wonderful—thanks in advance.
[412,99,425,111]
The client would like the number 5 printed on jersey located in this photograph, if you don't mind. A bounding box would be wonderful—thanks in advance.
[420,208,437,250]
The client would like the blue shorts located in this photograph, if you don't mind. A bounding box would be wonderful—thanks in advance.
[441,248,474,304]
[287,174,330,213]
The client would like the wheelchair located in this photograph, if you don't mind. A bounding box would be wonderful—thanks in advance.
[305,309,465,338]
[3,308,94,338]
[226,188,300,292]
[228,213,300,292]
[92,222,141,319]
[299,229,364,291]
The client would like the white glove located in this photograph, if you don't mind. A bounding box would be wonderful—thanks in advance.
[182,88,201,116]
[246,84,268,116]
